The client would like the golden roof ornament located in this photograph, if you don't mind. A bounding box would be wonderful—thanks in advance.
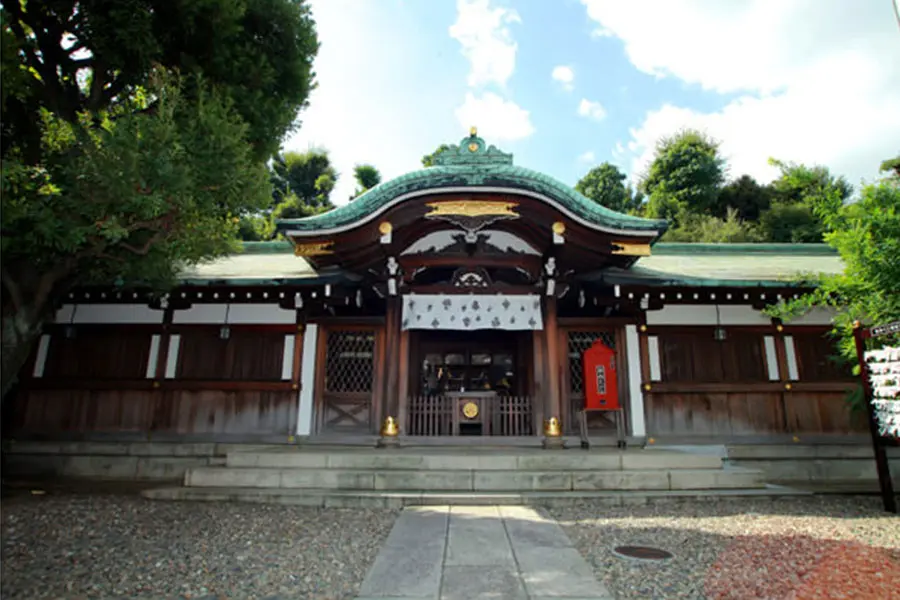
[470,125,477,136]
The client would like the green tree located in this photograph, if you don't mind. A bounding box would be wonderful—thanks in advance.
[422,144,452,167]
[663,208,765,243]
[758,203,823,243]
[758,159,853,243]
[271,193,331,220]
[639,130,726,224]
[237,214,275,241]
[716,175,772,222]
[575,162,640,213]
[352,164,382,199]
[766,173,900,396]
[0,1,319,398]
[879,154,900,178]
[271,149,337,208]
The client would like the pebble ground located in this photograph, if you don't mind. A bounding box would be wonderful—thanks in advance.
[549,496,900,600]
[1,492,397,600]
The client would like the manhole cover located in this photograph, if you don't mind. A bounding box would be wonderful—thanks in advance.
[612,545,674,562]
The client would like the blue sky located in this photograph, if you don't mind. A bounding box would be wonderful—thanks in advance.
[285,0,900,204]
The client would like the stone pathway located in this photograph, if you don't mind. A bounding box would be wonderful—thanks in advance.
[356,505,612,600]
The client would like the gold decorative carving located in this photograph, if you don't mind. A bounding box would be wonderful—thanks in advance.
[462,401,479,419]
[470,126,478,136]
[425,200,519,218]
[611,242,652,257]
[379,221,392,235]
[468,142,479,152]
[552,221,566,235]
[293,241,334,256]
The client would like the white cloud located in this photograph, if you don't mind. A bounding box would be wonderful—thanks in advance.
[551,65,575,91]
[582,0,900,186]
[283,0,465,205]
[577,151,596,164]
[449,0,521,87]
[577,98,607,121]
[455,92,535,141]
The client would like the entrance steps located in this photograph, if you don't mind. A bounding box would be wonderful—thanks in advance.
[141,446,803,507]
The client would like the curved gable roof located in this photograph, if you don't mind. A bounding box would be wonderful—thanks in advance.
[276,132,668,237]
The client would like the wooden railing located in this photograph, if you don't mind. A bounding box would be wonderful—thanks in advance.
[406,395,534,436]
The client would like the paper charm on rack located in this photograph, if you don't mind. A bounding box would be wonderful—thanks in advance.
[865,345,900,439]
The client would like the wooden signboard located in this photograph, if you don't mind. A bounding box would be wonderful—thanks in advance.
[854,320,899,513]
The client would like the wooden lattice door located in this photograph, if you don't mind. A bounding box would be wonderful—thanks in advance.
[317,327,380,433]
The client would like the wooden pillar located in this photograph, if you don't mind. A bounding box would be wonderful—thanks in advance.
[397,329,410,433]
[382,296,402,425]
[532,328,546,431]
[544,295,562,427]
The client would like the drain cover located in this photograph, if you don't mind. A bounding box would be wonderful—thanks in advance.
[612,545,674,562]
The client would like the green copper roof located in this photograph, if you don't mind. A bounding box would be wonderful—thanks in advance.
[276,133,668,236]
[180,241,843,287]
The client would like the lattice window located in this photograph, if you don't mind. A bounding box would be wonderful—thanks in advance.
[568,331,616,394]
[325,331,376,393]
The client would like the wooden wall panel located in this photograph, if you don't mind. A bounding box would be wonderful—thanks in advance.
[791,333,853,382]
[155,390,296,435]
[656,329,767,383]
[14,390,155,433]
[645,391,785,436]
[644,390,866,437]
[12,389,296,436]
[783,391,865,434]
[177,330,284,381]
[44,333,151,380]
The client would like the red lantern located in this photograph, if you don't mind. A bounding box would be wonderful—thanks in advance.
[582,340,619,410]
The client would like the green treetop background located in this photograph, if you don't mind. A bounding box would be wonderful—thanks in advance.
[0,0,320,398]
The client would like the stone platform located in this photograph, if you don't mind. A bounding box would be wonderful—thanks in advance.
[138,445,807,507]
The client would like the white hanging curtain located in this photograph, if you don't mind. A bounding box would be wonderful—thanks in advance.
[401,294,543,331]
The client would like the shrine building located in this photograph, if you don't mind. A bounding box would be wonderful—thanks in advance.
[9,131,862,446]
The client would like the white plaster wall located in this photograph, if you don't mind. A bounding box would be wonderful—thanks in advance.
[32,335,51,378]
[173,303,295,324]
[297,325,319,436]
[624,325,646,437]
[784,306,837,326]
[56,303,162,324]
[646,304,770,326]
[228,303,296,324]
[172,304,227,324]
[281,335,295,380]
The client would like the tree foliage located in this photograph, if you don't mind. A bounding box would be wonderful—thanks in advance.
[0,0,319,397]
[352,164,382,199]
[639,130,726,224]
[270,149,337,208]
[766,170,900,381]
[716,175,772,222]
[575,162,642,213]
[662,209,765,243]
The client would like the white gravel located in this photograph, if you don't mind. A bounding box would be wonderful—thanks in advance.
[1,492,398,599]
[548,496,900,600]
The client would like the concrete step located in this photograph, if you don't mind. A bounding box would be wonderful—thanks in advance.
[142,484,809,509]
[184,466,764,492]
[224,449,724,471]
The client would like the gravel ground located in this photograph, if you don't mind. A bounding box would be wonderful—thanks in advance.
[548,496,900,600]
[1,492,398,600]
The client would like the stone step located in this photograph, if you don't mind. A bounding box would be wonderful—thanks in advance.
[184,466,764,491]
[142,484,809,508]
[224,449,723,471]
